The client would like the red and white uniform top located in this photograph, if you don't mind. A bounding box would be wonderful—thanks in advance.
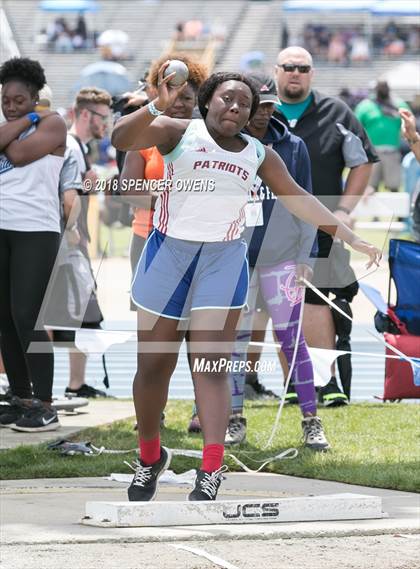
[153,118,265,242]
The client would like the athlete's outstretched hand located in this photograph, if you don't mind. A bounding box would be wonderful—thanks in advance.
[154,61,187,112]
[350,238,382,269]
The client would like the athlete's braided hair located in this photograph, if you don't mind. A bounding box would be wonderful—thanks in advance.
[147,53,208,92]
[0,57,46,98]
[198,72,260,120]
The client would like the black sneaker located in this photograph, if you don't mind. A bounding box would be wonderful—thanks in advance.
[126,446,171,501]
[0,387,12,402]
[12,399,60,432]
[318,377,349,407]
[188,466,228,501]
[65,384,108,398]
[284,382,299,405]
[244,373,279,401]
[0,396,27,427]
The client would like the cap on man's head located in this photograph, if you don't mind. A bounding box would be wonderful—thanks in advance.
[247,74,280,104]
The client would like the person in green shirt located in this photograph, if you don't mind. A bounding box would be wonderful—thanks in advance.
[355,80,410,192]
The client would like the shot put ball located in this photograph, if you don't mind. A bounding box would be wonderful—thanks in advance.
[163,60,189,86]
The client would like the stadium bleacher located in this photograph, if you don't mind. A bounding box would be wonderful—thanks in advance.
[2,0,419,109]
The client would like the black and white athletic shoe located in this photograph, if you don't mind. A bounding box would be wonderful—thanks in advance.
[127,447,172,501]
[302,416,330,451]
[224,415,247,446]
[0,396,27,427]
[188,466,228,501]
[11,399,60,432]
[65,384,109,398]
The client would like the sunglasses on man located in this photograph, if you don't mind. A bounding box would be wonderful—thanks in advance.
[277,64,312,74]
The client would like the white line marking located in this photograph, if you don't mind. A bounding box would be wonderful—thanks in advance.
[170,544,240,569]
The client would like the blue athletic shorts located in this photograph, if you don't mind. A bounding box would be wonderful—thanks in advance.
[131,229,249,320]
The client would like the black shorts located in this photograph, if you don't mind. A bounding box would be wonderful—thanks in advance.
[305,232,359,306]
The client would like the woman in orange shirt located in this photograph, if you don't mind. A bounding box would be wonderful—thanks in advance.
[120,54,208,308]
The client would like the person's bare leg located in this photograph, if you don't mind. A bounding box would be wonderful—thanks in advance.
[68,349,87,391]
[134,309,184,440]
[303,303,336,375]
[189,308,241,445]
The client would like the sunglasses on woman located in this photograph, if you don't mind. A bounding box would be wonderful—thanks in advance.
[277,64,312,74]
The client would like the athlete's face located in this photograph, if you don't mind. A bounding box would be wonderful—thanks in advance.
[247,102,275,136]
[87,103,110,140]
[275,52,313,102]
[206,80,253,137]
[1,80,36,121]
[165,83,196,119]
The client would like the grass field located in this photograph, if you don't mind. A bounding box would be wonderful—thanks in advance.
[2,401,419,493]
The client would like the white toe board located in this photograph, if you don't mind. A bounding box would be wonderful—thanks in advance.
[82,493,385,528]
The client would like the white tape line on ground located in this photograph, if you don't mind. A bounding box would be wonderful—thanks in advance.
[170,544,240,569]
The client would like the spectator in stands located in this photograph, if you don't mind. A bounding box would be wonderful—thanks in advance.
[327,33,346,64]
[383,36,405,57]
[273,46,378,405]
[349,35,370,63]
[62,87,113,398]
[0,57,67,431]
[183,20,203,41]
[355,80,410,194]
[53,18,73,53]
[301,20,418,62]
[73,12,88,49]
[281,24,289,49]
[174,22,185,42]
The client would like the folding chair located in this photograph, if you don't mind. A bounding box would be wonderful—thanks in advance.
[383,239,420,401]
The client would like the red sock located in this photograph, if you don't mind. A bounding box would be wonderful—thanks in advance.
[139,436,161,465]
[201,443,224,473]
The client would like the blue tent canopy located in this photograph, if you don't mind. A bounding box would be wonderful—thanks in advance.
[371,1,420,16]
[39,0,99,11]
[283,0,419,15]
[283,1,373,12]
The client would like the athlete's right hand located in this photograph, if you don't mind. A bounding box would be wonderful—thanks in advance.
[154,61,187,112]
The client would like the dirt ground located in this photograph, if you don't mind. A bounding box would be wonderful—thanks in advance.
[2,534,419,569]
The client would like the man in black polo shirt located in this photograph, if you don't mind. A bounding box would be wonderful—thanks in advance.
[273,46,378,405]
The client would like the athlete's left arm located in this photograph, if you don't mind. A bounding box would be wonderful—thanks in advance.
[258,147,381,268]
[4,114,67,166]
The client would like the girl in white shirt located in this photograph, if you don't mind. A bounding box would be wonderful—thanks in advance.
[0,57,66,432]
